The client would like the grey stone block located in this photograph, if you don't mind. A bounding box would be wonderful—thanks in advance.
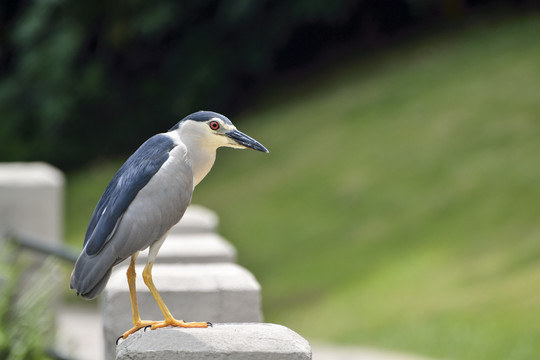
[116,323,311,360]
[136,233,237,264]
[0,162,64,244]
[103,263,262,359]
[0,162,65,341]
[170,204,219,234]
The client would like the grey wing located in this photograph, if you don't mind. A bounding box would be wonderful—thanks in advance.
[70,135,193,299]
[109,143,194,259]
[84,134,176,255]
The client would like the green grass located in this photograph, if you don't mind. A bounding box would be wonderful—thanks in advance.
[66,14,540,360]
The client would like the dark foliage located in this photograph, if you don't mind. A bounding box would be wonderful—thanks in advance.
[0,0,533,168]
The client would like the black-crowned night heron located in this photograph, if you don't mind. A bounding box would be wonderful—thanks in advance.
[70,111,268,339]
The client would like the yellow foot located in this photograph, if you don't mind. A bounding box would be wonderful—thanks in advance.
[118,318,210,343]
[150,318,210,330]
[120,320,160,340]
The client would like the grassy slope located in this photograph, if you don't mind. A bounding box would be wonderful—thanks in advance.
[66,15,540,360]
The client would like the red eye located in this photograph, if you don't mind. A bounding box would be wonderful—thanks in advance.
[209,121,220,130]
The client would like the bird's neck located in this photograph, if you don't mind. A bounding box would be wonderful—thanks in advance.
[188,146,216,187]
[173,130,217,187]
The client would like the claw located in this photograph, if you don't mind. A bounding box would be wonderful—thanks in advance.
[120,320,158,339]
[207,322,213,327]
[116,335,123,345]
[120,318,209,340]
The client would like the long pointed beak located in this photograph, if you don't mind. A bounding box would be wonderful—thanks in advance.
[226,129,269,153]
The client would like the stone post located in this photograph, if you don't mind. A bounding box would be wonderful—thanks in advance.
[116,324,312,360]
[0,162,64,244]
[102,263,262,359]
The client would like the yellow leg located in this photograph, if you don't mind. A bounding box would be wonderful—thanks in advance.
[142,261,209,330]
[120,253,157,339]
[128,253,142,325]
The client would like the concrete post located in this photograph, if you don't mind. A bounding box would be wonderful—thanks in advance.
[102,263,262,359]
[135,233,237,264]
[170,204,219,234]
[0,162,64,244]
[116,323,312,360]
[0,162,65,346]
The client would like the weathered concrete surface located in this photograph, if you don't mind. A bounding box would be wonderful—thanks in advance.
[169,204,219,234]
[116,323,311,360]
[135,233,236,264]
[103,263,262,359]
[0,162,64,244]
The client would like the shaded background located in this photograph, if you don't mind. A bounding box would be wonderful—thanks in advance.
[0,0,533,168]
[2,1,540,360]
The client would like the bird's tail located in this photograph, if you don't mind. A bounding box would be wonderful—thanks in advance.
[70,247,118,300]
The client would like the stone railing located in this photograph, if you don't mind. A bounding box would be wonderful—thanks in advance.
[0,162,64,248]
[0,162,311,359]
[101,207,311,359]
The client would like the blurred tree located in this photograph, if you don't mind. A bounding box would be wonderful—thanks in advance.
[0,0,533,168]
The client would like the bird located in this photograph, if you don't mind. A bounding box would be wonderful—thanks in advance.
[70,110,268,339]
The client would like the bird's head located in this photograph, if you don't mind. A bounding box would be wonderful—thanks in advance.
[170,111,268,153]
